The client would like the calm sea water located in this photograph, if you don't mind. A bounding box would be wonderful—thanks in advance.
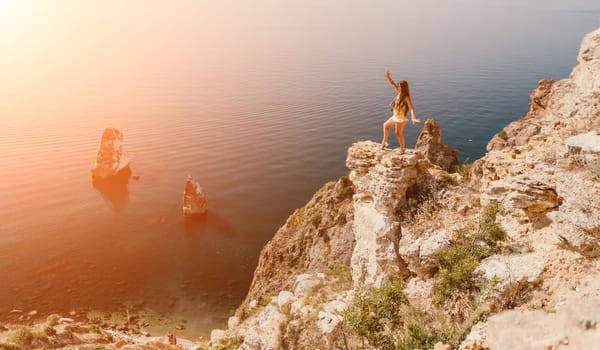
[0,0,598,336]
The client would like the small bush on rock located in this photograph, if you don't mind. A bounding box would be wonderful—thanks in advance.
[335,175,355,200]
[0,342,18,350]
[214,336,244,350]
[433,202,506,304]
[344,276,462,350]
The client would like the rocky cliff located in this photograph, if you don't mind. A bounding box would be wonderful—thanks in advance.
[203,27,600,350]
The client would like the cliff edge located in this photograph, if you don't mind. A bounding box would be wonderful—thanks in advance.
[204,27,600,350]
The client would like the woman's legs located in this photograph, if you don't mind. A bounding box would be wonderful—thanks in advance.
[395,122,406,153]
[381,117,395,149]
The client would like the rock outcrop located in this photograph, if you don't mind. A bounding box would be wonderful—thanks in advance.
[529,79,555,116]
[461,298,600,349]
[182,175,207,216]
[91,128,131,180]
[346,141,422,285]
[242,176,356,306]
[415,119,459,170]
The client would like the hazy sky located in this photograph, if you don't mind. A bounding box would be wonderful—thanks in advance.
[1,0,598,124]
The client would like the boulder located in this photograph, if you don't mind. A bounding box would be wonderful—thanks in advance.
[209,329,226,344]
[565,131,600,154]
[571,28,600,90]
[483,174,562,218]
[293,274,321,297]
[182,175,207,216]
[415,119,459,171]
[238,305,287,350]
[91,128,131,180]
[227,316,240,331]
[317,311,341,335]
[399,231,451,277]
[277,291,296,315]
[463,298,600,350]
[473,252,545,291]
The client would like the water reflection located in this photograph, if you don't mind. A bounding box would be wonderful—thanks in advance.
[92,168,132,211]
[183,211,234,236]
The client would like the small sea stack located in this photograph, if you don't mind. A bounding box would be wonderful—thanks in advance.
[91,128,131,180]
[182,175,207,216]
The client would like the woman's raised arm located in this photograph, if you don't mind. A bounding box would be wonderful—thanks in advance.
[385,69,401,92]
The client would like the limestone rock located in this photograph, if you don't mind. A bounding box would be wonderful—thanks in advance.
[293,274,321,297]
[91,128,131,180]
[347,141,419,211]
[468,298,600,350]
[209,329,226,343]
[415,119,459,171]
[399,231,450,277]
[345,140,385,174]
[473,253,545,291]
[317,310,343,348]
[459,322,489,350]
[238,305,287,350]
[182,175,207,216]
[277,291,295,315]
[571,28,600,90]
[482,174,562,218]
[241,179,355,309]
[227,316,240,331]
[317,311,341,335]
[487,121,541,151]
[433,342,452,350]
[347,141,421,286]
[323,300,346,314]
[579,28,600,62]
[565,131,600,154]
[528,79,555,116]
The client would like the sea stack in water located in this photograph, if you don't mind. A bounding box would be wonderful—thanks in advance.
[183,175,207,216]
[91,128,131,180]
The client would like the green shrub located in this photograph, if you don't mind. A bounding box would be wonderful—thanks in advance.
[433,244,480,303]
[335,175,355,200]
[6,326,48,348]
[498,130,508,141]
[345,276,463,349]
[439,173,458,186]
[214,336,244,350]
[433,202,506,304]
[310,212,322,227]
[44,325,57,336]
[288,208,306,228]
[0,342,18,350]
[395,174,438,220]
[344,276,409,350]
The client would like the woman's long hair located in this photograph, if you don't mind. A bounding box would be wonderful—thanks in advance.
[394,80,410,113]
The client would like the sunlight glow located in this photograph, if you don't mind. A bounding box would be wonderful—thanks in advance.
[0,0,31,26]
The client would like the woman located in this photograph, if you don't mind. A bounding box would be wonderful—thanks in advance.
[381,69,420,153]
